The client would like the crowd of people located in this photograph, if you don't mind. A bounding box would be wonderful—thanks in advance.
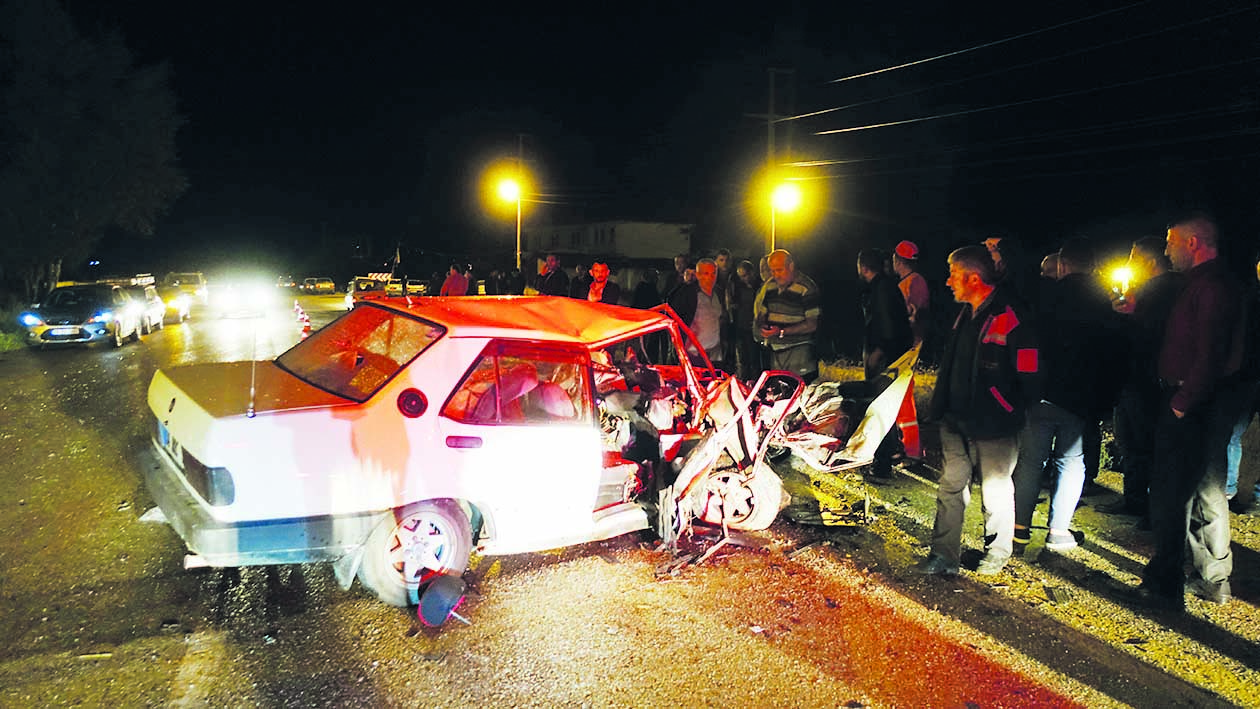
[432,214,1258,612]
[913,211,1256,617]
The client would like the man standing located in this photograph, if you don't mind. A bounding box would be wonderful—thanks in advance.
[533,253,569,296]
[1130,212,1241,611]
[661,253,691,301]
[1012,238,1122,553]
[858,249,914,481]
[568,262,592,299]
[917,246,1040,576]
[892,241,931,347]
[669,258,727,370]
[583,261,622,304]
[439,262,468,296]
[754,249,822,383]
[1100,236,1183,522]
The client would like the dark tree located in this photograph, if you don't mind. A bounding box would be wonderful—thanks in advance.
[0,0,186,300]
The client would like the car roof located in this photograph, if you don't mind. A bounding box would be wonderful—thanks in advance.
[368,296,672,345]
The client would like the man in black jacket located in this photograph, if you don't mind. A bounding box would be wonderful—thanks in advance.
[1012,238,1124,553]
[916,246,1041,576]
[857,249,914,480]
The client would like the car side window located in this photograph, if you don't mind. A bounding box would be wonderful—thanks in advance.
[444,345,590,425]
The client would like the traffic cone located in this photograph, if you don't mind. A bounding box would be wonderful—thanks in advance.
[300,313,312,339]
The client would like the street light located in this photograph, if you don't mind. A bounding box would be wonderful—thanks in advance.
[497,178,523,271]
[770,182,802,252]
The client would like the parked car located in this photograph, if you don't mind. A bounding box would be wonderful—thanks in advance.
[19,283,142,348]
[126,284,166,334]
[344,277,389,309]
[302,277,336,294]
[164,272,208,304]
[276,275,297,289]
[141,296,812,607]
[156,285,192,323]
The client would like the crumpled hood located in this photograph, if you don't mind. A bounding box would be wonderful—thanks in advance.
[159,361,352,418]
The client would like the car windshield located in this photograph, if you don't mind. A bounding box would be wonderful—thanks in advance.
[45,287,107,308]
[275,304,445,402]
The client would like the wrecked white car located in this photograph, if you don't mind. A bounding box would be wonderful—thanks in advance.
[140,296,917,609]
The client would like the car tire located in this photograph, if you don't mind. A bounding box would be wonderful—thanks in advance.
[695,462,787,532]
[358,499,473,607]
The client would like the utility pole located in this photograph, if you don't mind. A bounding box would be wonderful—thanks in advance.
[747,68,796,254]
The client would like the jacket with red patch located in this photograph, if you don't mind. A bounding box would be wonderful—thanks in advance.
[929,287,1042,439]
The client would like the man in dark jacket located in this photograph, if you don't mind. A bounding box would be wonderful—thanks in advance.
[533,253,569,296]
[1101,236,1184,521]
[1012,238,1124,553]
[917,245,1041,577]
[857,249,914,480]
[669,258,727,370]
[1127,212,1242,611]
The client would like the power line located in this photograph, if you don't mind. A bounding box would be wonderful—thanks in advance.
[803,125,1260,179]
[814,55,1260,136]
[788,4,1260,124]
[826,1,1152,85]
[789,102,1254,167]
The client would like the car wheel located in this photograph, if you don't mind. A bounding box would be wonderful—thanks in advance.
[695,462,787,532]
[358,499,472,607]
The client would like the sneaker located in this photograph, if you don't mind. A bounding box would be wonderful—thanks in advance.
[912,553,960,576]
[1045,530,1079,551]
[1185,578,1231,605]
[975,551,1009,575]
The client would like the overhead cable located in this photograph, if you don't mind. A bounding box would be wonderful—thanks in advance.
[826,1,1151,85]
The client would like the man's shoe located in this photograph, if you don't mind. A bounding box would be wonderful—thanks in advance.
[913,553,960,576]
[1045,530,1079,551]
[1080,481,1110,497]
[1185,578,1231,605]
[1098,499,1144,515]
[869,467,895,484]
[1228,497,1257,515]
[1119,586,1185,614]
[975,551,1009,575]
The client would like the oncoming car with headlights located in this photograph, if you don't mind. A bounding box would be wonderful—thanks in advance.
[140,296,822,608]
[19,283,142,348]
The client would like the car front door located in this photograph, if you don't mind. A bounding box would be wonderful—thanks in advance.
[438,341,602,554]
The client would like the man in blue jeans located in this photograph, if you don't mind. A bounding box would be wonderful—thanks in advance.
[1012,238,1125,553]
[916,246,1041,577]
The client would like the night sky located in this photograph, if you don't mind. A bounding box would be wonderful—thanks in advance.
[63,0,1260,281]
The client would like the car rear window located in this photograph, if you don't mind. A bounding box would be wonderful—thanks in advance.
[275,304,445,402]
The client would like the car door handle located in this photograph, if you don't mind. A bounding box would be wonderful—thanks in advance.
[445,436,483,449]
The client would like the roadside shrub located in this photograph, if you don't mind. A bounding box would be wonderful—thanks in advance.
[0,294,28,352]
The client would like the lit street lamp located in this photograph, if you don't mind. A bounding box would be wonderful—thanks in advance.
[770,182,802,252]
[497,178,523,271]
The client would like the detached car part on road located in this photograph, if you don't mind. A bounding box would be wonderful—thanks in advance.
[140,296,916,608]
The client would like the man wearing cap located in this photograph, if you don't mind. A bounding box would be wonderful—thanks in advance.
[893,240,931,347]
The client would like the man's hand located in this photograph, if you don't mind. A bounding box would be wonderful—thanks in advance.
[1172,407,1185,419]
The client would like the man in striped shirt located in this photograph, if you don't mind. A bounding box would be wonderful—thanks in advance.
[753,249,822,383]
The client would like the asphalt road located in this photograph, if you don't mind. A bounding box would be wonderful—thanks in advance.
[0,294,1254,707]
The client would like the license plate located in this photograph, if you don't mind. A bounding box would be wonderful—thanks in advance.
[50,327,78,336]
